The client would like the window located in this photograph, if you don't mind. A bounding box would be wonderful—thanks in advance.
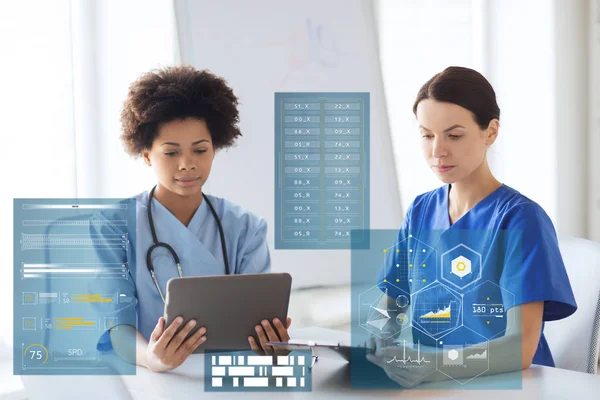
[0,0,178,347]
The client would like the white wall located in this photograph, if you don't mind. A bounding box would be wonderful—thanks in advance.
[554,0,589,238]
[485,0,558,225]
[486,0,592,239]
[590,0,600,242]
[375,0,476,208]
[0,0,77,345]
[0,0,181,349]
[379,0,595,238]
[79,0,180,198]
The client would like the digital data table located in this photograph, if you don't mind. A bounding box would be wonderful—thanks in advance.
[275,93,369,249]
[13,199,136,375]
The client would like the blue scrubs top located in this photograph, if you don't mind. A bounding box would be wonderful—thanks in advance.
[93,191,271,349]
[379,184,577,367]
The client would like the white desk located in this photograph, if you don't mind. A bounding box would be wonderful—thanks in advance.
[18,328,600,400]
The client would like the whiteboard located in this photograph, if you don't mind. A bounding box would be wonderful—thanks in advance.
[174,0,402,288]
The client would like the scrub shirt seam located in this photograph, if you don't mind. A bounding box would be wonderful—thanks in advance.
[238,218,267,274]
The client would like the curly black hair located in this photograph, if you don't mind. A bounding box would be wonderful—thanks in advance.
[120,65,242,157]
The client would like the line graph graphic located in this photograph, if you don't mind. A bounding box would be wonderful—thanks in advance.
[418,301,456,323]
[466,350,487,360]
[412,284,461,337]
[419,302,453,320]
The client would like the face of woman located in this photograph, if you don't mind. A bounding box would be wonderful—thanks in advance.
[142,118,215,197]
[416,99,496,184]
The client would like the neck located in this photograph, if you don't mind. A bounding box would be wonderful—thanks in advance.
[152,184,203,227]
[448,160,501,218]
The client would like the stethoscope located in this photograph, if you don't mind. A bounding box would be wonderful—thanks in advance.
[146,185,230,303]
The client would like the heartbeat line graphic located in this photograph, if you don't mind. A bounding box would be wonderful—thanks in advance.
[387,340,431,365]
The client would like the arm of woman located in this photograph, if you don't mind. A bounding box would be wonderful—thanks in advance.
[367,302,544,387]
[109,317,207,372]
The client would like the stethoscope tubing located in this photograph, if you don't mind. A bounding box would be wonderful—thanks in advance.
[146,185,230,303]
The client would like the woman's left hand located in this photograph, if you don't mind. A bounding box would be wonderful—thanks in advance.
[248,317,292,355]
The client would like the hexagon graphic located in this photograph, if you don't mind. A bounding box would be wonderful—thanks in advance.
[358,281,409,339]
[410,282,462,339]
[386,234,437,294]
[441,244,482,291]
[435,326,490,385]
[451,255,471,278]
[463,280,516,340]
[448,349,459,361]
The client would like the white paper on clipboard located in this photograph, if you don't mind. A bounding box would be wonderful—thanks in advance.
[266,340,373,362]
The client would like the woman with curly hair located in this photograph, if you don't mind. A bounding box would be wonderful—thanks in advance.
[103,65,290,372]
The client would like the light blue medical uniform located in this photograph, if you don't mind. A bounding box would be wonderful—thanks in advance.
[379,184,577,367]
[93,191,271,349]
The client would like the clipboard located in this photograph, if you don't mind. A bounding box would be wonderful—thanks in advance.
[266,339,373,362]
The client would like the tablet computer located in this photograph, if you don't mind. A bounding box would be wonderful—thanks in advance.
[164,273,292,352]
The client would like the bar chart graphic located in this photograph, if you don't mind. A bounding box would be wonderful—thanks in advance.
[53,318,97,331]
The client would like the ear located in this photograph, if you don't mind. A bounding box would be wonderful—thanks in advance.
[485,119,500,147]
[142,150,152,166]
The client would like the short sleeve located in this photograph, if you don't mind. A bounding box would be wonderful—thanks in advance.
[88,213,138,352]
[237,217,271,274]
[499,204,577,321]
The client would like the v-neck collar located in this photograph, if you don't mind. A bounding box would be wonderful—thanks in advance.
[187,196,210,237]
[444,183,505,229]
[143,191,221,277]
[150,193,209,236]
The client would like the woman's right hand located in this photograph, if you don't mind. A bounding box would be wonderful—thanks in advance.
[145,316,207,372]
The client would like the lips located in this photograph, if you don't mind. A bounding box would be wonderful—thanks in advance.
[435,165,455,172]
[174,177,201,186]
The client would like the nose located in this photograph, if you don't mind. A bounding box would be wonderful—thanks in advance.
[431,137,448,159]
[178,154,197,171]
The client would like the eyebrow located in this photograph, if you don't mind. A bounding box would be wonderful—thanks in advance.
[160,139,210,147]
[419,124,466,133]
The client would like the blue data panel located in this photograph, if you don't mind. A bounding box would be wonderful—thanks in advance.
[275,93,370,249]
[350,230,523,390]
[14,199,136,375]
